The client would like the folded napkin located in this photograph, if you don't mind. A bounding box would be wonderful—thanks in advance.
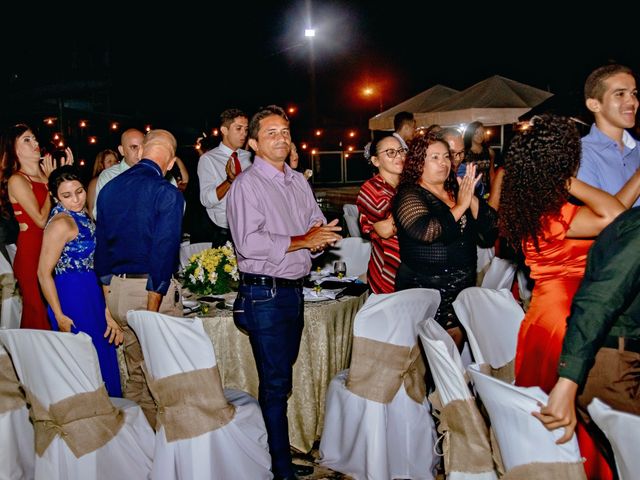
[318,275,358,283]
[303,287,346,300]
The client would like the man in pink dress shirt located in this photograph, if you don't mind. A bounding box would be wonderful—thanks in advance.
[227,105,342,480]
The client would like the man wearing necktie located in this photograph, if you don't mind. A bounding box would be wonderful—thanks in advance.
[197,108,252,246]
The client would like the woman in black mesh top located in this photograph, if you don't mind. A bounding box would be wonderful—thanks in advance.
[393,133,497,348]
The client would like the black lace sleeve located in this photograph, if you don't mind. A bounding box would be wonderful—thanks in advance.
[393,185,460,244]
[475,197,498,247]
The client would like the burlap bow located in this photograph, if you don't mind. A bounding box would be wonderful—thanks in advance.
[25,385,124,458]
[0,354,25,414]
[346,336,426,404]
[145,366,236,442]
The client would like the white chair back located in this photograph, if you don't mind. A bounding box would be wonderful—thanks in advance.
[127,311,272,480]
[343,203,361,237]
[319,237,371,277]
[0,329,154,480]
[453,287,524,370]
[588,398,640,480]
[179,242,212,270]
[468,364,585,474]
[320,289,440,480]
[481,257,516,290]
[0,344,35,480]
[0,244,21,330]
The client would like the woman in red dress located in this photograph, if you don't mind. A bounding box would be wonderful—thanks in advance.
[356,134,405,293]
[0,124,72,329]
[500,114,639,479]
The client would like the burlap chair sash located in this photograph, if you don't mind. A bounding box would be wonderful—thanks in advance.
[437,398,495,474]
[0,354,25,414]
[0,272,17,300]
[145,366,236,442]
[479,360,515,384]
[346,336,426,404]
[25,385,124,458]
[503,461,587,479]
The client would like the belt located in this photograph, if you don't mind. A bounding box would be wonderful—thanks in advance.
[240,273,303,288]
[115,273,149,279]
[603,335,640,354]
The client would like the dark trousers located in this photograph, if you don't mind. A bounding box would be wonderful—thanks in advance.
[211,223,231,247]
[233,283,304,478]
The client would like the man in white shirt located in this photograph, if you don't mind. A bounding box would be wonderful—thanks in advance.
[392,111,416,149]
[198,108,252,246]
[92,128,145,219]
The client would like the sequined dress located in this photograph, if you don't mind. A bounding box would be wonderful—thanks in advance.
[47,204,121,396]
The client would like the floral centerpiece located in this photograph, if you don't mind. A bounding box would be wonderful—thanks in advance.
[182,242,240,295]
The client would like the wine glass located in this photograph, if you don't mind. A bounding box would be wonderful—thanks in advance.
[333,261,347,279]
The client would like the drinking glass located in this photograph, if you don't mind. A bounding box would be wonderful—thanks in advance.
[333,261,347,278]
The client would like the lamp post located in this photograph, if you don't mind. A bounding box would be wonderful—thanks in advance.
[305,27,317,127]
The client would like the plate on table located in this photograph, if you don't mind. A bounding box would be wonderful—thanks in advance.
[304,294,333,303]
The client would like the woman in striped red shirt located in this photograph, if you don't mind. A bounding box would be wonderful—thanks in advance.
[356,135,406,293]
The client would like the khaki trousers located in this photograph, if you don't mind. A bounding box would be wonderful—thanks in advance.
[106,276,182,429]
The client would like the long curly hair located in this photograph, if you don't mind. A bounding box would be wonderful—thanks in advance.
[0,123,31,219]
[499,114,581,251]
[399,133,458,198]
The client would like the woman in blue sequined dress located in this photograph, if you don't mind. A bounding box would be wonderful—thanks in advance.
[37,166,123,396]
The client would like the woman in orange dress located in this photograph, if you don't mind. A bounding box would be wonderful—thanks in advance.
[0,124,72,329]
[500,114,640,479]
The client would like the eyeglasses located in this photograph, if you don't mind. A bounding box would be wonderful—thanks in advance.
[451,149,465,160]
[379,147,408,159]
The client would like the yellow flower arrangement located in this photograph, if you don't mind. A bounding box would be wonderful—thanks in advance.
[182,242,240,295]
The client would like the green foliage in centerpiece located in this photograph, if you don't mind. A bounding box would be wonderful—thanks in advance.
[182,242,239,295]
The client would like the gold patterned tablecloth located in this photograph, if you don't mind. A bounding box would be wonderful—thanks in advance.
[200,292,367,453]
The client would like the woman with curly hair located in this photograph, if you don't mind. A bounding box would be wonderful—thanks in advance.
[500,114,639,480]
[393,133,497,348]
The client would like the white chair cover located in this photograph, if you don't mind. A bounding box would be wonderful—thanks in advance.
[453,287,524,371]
[0,330,154,480]
[0,344,35,480]
[516,269,532,305]
[343,203,362,238]
[126,311,272,480]
[476,247,495,285]
[480,257,516,291]
[468,364,585,476]
[179,242,212,271]
[419,320,497,480]
[319,237,371,277]
[587,398,640,480]
[320,288,440,480]
[0,244,21,330]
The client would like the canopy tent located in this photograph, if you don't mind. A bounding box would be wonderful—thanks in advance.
[414,75,553,127]
[368,84,459,130]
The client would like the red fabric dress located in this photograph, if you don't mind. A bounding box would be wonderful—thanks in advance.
[515,202,612,480]
[356,174,400,293]
[11,172,49,330]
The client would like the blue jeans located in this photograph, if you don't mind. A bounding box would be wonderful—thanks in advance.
[233,283,304,478]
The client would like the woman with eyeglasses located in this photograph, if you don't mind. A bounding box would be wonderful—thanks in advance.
[0,124,73,329]
[393,133,497,348]
[356,134,405,293]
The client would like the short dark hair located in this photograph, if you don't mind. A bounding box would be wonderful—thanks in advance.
[584,64,634,101]
[248,105,289,140]
[393,111,414,132]
[220,108,248,129]
[437,127,463,141]
[48,165,83,200]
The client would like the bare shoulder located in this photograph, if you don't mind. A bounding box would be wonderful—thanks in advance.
[46,213,77,240]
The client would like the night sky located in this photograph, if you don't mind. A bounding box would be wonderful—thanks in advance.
[2,1,638,149]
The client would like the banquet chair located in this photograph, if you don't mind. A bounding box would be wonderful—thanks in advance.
[179,242,212,271]
[0,343,34,480]
[587,398,640,480]
[127,311,272,480]
[0,329,154,480]
[343,203,362,237]
[0,244,21,330]
[418,319,497,480]
[320,288,441,480]
[476,246,495,286]
[453,287,524,382]
[468,364,586,479]
[480,257,516,291]
[318,237,371,278]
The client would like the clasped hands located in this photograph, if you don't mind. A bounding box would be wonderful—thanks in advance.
[306,218,342,253]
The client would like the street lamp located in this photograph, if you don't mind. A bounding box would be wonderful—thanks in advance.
[306,26,317,127]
